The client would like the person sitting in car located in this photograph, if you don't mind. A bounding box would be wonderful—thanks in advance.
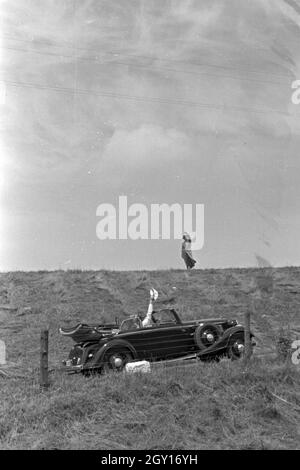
[142,288,158,327]
[120,289,158,331]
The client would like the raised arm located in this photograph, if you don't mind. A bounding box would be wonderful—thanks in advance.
[142,288,158,327]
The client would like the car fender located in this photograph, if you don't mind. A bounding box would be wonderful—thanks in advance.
[80,341,102,365]
[222,325,254,346]
[87,338,138,368]
[222,325,244,344]
[198,325,253,356]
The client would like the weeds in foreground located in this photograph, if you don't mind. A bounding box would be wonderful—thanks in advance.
[0,358,299,450]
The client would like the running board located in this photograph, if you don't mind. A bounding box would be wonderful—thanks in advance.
[154,353,198,365]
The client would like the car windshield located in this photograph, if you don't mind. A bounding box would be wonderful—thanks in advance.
[120,317,142,331]
[152,309,178,325]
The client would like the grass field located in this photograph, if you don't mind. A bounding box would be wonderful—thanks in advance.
[0,267,299,449]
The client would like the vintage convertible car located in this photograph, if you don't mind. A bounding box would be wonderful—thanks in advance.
[60,308,255,374]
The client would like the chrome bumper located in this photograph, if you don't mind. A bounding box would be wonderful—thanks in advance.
[62,360,83,373]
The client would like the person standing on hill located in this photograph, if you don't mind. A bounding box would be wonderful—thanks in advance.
[181,232,196,270]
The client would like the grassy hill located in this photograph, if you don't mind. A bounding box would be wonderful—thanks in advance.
[0,267,299,449]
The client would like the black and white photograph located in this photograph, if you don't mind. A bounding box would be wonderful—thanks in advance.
[0,0,299,454]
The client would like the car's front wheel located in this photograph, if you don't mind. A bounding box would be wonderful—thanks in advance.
[227,333,246,360]
[102,347,133,373]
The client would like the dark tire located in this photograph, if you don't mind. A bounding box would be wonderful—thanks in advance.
[227,333,246,360]
[102,347,133,374]
[194,324,221,350]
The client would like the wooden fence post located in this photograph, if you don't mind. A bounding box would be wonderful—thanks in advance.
[0,340,6,365]
[244,310,252,362]
[40,329,49,390]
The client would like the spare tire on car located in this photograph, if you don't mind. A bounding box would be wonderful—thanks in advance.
[194,323,221,350]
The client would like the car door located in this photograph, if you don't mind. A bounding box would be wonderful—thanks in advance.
[121,309,195,361]
[143,323,195,360]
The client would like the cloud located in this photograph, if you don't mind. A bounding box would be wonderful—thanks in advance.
[133,1,224,57]
[102,125,188,168]
[1,0,300,269]
[97,124,228,202]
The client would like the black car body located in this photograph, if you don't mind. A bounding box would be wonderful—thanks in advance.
[60,308,254,373]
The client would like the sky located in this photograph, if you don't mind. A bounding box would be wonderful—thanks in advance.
[0,0,300,271]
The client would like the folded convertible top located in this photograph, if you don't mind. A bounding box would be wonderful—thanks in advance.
[59,323,117,343]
